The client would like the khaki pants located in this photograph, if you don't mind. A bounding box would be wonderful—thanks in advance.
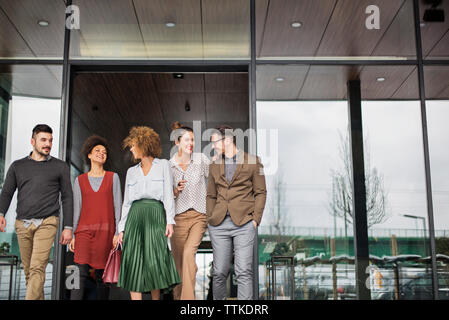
[15,216,59,300]
[171,210,207,300]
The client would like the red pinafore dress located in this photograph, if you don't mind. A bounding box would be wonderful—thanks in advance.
[74,171,116,269]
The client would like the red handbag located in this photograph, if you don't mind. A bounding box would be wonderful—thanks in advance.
[102,243,122,284]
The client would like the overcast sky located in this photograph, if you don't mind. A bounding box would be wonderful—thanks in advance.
[256,100,449,234]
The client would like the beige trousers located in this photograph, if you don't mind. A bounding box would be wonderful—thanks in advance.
[15,216,59,300]
[171,210,207,300]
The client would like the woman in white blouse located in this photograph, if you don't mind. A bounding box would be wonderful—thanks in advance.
[115,126,180,300]
[169,121,210,300]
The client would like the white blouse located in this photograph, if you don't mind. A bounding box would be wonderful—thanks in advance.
[169,153,210,215]
[118,158,175,233]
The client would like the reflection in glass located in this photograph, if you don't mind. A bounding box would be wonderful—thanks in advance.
[257,100,353,300]
[426,97,449,300]
[0,65,62,300]
[362,100,432,300]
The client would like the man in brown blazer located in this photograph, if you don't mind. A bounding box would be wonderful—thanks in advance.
[207,125,267,300]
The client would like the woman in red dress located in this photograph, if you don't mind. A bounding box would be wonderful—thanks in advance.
[69,135,122,300]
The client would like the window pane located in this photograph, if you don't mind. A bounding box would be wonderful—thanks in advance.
[0,64,62,300]
[257,64,354,300]
[426,65,449,300]
[361,68,432,300]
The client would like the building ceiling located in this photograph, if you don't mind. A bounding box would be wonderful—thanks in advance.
[0,0,447,59]
[0,1,448,101]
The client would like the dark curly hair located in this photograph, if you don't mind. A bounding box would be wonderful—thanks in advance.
[123,126,162,161]
[81,135,110,166]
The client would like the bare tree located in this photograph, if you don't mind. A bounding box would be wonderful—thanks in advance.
[328,131,389,230]
[267,171,291,241]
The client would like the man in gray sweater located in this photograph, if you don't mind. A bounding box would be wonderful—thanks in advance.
[0,124,73,300]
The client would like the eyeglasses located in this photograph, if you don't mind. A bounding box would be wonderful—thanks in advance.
[211,137,225,145]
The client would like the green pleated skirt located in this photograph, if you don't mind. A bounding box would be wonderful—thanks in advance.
[118,199,181,293]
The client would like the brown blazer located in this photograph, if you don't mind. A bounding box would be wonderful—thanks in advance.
[206,150,267,227]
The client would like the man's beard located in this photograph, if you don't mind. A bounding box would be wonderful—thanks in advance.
[36,147,51,157]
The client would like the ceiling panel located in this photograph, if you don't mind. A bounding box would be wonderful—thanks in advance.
[299,65,360,100]
[359,65,416,99]
[420,0,449,58]
[72,73,128,140]
[205,73,248,92]
[391,67,418,99]
[0,0,66,57]
[0,8,34,58]
[316,0,404,57]
[256,64,309,100]
[71,0,145,58]
[259,0,336,57]
[134,0,203,58]
[255,0,269,56]
[205,93,249,123]
[424,66,449,99]
[100,73,165,128]
[371,0,416,58]
[158,92,206,125]
[153,73,204,93]
[202,0,250,58]
[427,31,449,59]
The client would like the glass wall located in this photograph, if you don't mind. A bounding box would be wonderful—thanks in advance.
[425,66,449,300]
[256,64,355,300]
[0,0,448,301]
[360,67,432,299]
[0,64,62,300]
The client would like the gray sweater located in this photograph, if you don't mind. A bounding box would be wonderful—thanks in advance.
[0,155,73,228]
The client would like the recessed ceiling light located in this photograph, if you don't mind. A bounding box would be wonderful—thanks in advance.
[38,20,49,27]
[275,77,285,82]
[165,22,176,28]
[376,77,386,82]
[291,22,302,28]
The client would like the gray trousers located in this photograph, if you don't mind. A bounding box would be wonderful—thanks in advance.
[208,216,256,300]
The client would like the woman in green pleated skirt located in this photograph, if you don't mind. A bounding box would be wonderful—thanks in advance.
[115,126,181,300]
[118,199,180,294]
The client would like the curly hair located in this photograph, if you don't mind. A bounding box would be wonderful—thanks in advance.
[81,135,110,166]
[123,126,162,160]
